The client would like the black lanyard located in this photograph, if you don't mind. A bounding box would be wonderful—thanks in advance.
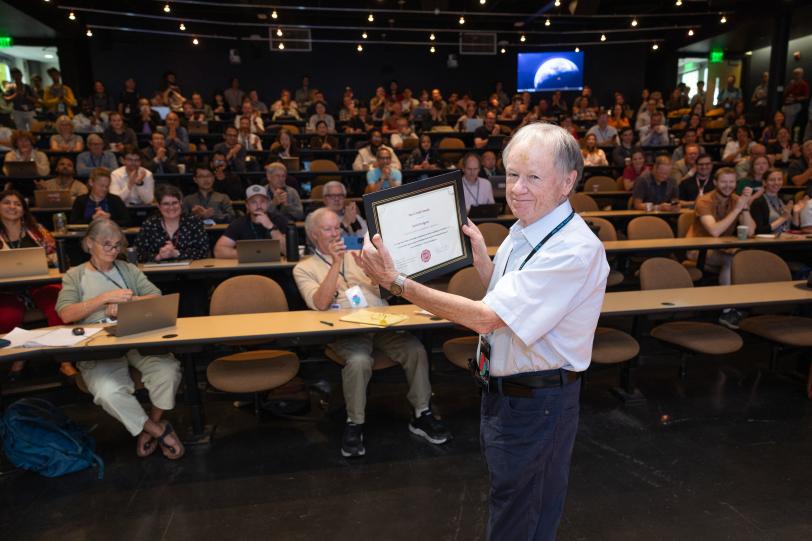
[463,179,480,205]
[315,251,348,284]
[502,211,575,277]
[89,260,126,289]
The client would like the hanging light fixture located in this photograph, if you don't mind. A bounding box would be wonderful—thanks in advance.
[179,22,186,31]
[600,34,607,42]
[86,28,93,37]
[520,34,526,42]
[675,0,683,6]
[688,28,694,36]
[430,45,436,53]
[459,15,465,25]
[631,18,638,27]
[163,3,171,13]
[480,0,486,4]
[429,33,435,41]
[278,42,285,50]
[362,31,368,39]
[555,0,561,6]
[368,13,374,23]
[68,11,76,20]
[500,47,506,54]
[720,15,727,23]
[193,37,199,45]
[357,44,363,52]
[652,43,659,50]
[271,10,278,19]
[545,18,551,27]
[574,47,580,52]
[276,28,283,37]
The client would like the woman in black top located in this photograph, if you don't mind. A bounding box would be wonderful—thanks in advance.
[135,184,209,263]
[70,167,130,226]
[407,134,440,170]
[270,128,301,159]
[750,169,794,235]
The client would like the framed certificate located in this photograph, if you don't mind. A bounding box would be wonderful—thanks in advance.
[363,170,473,285]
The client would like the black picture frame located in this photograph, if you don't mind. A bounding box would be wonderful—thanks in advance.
[363,170,473,288]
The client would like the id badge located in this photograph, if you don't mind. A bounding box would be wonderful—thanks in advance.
[345,285,368,308]
[470,334,491,385]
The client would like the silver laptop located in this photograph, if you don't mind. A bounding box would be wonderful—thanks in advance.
[4,161,40,177]
[236,239,281,263]
[34,190,73,208]
[0,247,49,278]
[281,156,300,172]
[107,293,179,336]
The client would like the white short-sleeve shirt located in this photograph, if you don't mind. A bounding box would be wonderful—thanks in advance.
[482,201,609,376]
[462,177,495,212]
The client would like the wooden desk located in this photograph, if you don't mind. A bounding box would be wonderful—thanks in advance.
[602,234,812,255]
[52,224,229,240]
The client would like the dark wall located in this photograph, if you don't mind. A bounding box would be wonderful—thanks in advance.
[86,33,648,110]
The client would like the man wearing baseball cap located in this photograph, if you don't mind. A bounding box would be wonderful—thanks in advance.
[213,184,289,258]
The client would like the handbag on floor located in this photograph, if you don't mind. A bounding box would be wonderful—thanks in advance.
[0,397,104,479]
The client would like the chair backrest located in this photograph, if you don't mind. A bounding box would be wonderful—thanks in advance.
[309,159,340,185]
[731,250,792,284]
[477,222,509,246]
[677,210,695,238]
[438,137,465,164]
[582,176,617,192]
[310,184,325,200]
[210,275,289,315]
[569,193,599,212]
[447,267,487,300]
[281,124,300,135]
[627,216,674,240]
[585,217,617,241]
[639,257,694,290]
[400,137,419,151]
[616,176,626,190]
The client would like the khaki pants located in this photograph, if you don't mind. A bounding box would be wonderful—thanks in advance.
[77,350,182,436]
[329,332,431,424]
[687,249,734,285]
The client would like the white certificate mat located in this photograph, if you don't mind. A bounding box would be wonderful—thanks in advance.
[375,185,465,277]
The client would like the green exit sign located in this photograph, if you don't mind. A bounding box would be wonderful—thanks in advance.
[684,61,696,70]
[710,50,724,63]
[0,37,12,48]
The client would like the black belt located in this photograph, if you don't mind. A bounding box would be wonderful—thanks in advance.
[484,369,581,398]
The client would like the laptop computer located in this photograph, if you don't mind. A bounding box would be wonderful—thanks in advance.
[236,239,282,263]
[106,293,179,337]
[281,156,301,172]
[188,120,209,134]
[0,247,49,279]
[489,175,507,199]
[4,161,41,177]
[34,190,72,208]
[467,204,501,219]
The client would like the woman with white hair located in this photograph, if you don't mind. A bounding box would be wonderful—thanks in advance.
[56,218,184,459]
[49,115,84,152]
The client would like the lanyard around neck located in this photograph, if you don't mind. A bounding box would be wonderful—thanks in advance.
[89,260,126,289]
[502,211,575,277]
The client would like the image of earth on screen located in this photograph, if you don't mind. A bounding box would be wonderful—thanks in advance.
[517,51,585,92]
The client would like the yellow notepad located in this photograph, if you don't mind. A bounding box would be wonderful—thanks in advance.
[339,310,408,327]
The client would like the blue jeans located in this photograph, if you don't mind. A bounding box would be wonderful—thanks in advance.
[480,378,581,541]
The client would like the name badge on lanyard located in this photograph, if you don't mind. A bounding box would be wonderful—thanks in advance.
[470,334,491,385]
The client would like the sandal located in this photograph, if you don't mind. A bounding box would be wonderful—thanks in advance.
[136,431,158,458]
[157,421,185,460]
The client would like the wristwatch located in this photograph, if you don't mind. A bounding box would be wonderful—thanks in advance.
[389,273,408,296]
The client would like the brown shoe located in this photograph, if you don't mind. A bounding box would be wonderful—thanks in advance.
[59,362,77,378]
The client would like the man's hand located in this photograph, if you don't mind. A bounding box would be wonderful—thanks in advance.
[326,237,347,262]
[271,188,288,207]
[156,147,167,161]
[462,219,490,269]
[191,204,207,219]
[737,187,753,210]
[352,234,398,287]
[104,303,119,318]
[101,288,133,304]
[92,207,110,220]
[252,212,274,230]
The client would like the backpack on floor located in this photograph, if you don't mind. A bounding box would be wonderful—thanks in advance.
[0,397,104,479]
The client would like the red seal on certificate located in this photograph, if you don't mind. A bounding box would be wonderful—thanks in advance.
[421,249,431,262]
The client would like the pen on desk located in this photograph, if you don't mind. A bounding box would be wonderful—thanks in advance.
[319,320,334,326]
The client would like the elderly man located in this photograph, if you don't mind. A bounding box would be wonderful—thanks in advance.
[354,123,608,540]
[213,185,287,258]
[141,132,179,175]
[632,155,679,211]
[293,207,450,458]
[37,157,88,200]
[110,152,155,205]
[76,133,118,175]
[687,167,755,328]
[461,153,495,212]
[671,143,701,184]
[182,166,235,224]
[265,162,303,220]
[321,180,367,239]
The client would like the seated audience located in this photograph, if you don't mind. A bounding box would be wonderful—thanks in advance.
[631,155,678,210]
[110,152,155,205]
[103,112,138,153]
[134,98,160,135]
[37,157,88,200]
[292,207,450,458]
[157,112,190,154]
[90,80,115,111]
[365,148,402,192]
[72,99,106,134]
[460,153,495,212]
[479,150,503,178]
[751,169,793,235]
[309,120,339,150]
[723,126,755,165]
[236,116,263,151]
[389,118,418,150]
[307,101,336,133]
[671,129,705,162]
[612,128,636,168]
[678,153,714,205]
[760,111,786,145]
[182,166,235,224]
[671,143,701,184]
[141,132,179,175]
[639,112,670,146]
[136,184,208,263]
[269,128,301,160]
[191,92,214,121]
[608,104,630,130]
[3,130,50,177]
[736,154,770,195]
[581,133,609,166]
[767,127,795,168]
[209,152,245,201]
[320,181,367,239]
[49,115,84,152]
[622,150,650,191]
[224,78,245,112]
[586,112,619,145]
[56,218,185,459]
[213,185,288,258]
[407,134,440,171]
[234,100,265,135]
[265,162,303,221]
[473,112,502,149]
[70,167,130,226]
[0,189,65,379]
[76,134,118,175]
[353,130,401,171]
[788,140,812,186]
[248,89,268,115]
[213,126,247,173]
[271,89,301,121]
[792,185,812,233]
[455,102,480,132]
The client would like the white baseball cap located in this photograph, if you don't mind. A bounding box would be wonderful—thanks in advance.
[245,184,269,200]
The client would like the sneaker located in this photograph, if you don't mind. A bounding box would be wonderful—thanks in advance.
[341,422,365,458]
[409,410,451,445]
[718,309,744,330]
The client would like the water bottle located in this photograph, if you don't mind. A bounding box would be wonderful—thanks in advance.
[56,239,69,273]
[285,223,300,261]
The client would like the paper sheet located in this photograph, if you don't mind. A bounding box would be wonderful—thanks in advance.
[2,327,102,348]
[339,310,409,327]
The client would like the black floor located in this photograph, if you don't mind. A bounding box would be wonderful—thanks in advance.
[2,339,812,541]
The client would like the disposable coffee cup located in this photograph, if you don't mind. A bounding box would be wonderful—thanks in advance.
[737,225,749,240]
[177,163,186,174]
[645,202,653,212]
